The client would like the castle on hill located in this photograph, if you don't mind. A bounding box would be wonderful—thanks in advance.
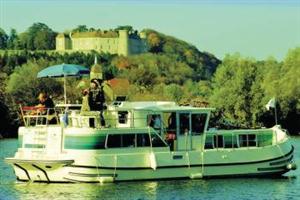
[56,29,148,56]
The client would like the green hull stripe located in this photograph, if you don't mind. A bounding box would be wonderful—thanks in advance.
[24,144,45,148]
[64,135,106,149]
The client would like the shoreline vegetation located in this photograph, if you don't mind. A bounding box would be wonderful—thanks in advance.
[0,23,299,138]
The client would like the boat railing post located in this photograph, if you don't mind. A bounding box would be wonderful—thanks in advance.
[46,108,49,126]
[60,119,65,153]
[131,109,134,128]
[275,129,278,145]
[35,110,39,125]
[232,132,234,149]
[186,152,191,169]
[114,154,117,178]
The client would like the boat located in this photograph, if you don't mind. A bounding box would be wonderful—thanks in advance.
[5,100,297,183]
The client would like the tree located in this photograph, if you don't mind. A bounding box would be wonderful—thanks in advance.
[7,28,19,49]
[0,28,8,49]
[165,84,183,102]
[19,22,56,50]
[73,25,88,32]
[6,59,63,105]
[210,54,259,128]
[147,32,164,53]
[0,72,19,137]
[115,25,133,32]
[34,30,56,50]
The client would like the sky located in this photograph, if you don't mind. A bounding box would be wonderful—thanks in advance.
[0,0,299,60]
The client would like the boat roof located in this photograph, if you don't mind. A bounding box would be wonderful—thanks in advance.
[114,101,215,113]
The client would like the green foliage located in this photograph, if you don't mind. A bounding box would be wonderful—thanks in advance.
[73,25,89,32]
[143,29,220,80]
[114,25,133,32]
[0,28,8,49]
[6,59,63,105]
[210,54,258,127]
[210,49,300,133]
[0,72,19,137]
[7,28,20,49]
[19,23,56,50]
[115,53,194,88]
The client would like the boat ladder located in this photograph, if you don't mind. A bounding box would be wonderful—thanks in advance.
[95,155,116,184]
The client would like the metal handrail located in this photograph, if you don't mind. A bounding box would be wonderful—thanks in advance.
[19,105,60,127]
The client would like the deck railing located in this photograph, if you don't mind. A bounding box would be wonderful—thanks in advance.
[19,105,62,127]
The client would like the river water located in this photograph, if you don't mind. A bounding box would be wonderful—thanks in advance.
[0,137,299,200]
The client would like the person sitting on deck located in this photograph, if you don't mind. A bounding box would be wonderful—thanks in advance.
[36,92,55,114]
[35,92,56,124]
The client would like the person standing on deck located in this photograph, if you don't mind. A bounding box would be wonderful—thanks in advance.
[88,78,106,127]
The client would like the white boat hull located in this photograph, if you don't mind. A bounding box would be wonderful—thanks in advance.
[6,140,295,183]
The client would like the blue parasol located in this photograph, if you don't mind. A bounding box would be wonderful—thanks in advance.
[37,63,90,104]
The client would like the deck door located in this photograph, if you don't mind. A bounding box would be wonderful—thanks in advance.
[176,112,192,151]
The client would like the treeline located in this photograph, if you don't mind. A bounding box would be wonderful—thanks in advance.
[0,23,136,50]
[0,23,56,50]
[210,50,300,134]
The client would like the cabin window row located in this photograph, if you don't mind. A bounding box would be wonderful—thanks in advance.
[148,113,208,135]
[204,134,272,149]
[64,133,167,150]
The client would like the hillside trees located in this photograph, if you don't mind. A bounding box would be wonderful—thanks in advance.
[17,23,56,50]
[6,59,63,105]
[0,28,8,49]
[210,48,300,132]
[7,28,20,49]
[143,29,220,80]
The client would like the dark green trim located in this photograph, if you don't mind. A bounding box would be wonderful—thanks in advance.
[32,164,50,183]
[257,166,287,171]
[69,171,117,178]
[24,144,45,148]
[269,156,293,166]
[14,163,31,180]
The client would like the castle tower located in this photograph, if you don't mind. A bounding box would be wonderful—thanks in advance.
[56,33,71,50]
[118,30,129,56]
[90,56,103,80]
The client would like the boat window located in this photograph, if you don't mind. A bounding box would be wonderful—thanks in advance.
[148,114,162,132]
[248,134,257,146]
[257,132,273,147]
[137,134,150,147]
[224,134,238,148]
[122,134,136,147]
[118,111,128,124]
[214,135,224,148]
[204,135,214,149]
[239,134,257,147]
[179,113,190,135]
[106,134,122,148]
[165,112,176,132]
[107,133,151,148]
[151,134,168,147]
[191,113,207,135]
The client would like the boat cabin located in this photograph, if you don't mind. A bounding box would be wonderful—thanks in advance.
[108,101,214,151]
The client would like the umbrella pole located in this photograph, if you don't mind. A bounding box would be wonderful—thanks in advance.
[64,75,67,104]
